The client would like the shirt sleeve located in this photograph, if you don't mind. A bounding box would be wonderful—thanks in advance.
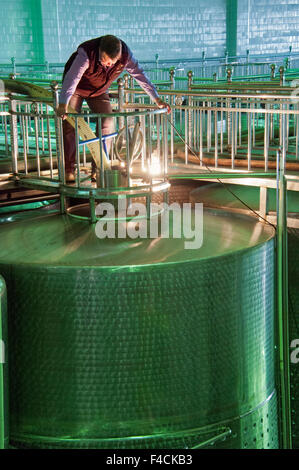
[59,47,90,105]
[125,50,159,102]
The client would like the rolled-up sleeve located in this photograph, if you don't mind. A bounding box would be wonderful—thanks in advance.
[125,50,159,102]
[59,47,90,105]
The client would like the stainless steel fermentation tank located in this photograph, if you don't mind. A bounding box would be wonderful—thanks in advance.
[0,79,283,449]
[0,203,278,449]
[0,275,8,449]
[287,227,299,449]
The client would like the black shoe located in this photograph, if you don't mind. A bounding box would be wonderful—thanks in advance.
[91,160,97,181]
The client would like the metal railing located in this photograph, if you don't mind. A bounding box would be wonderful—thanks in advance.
[2,76,299,224]
[1,86,170,222]
[3,78,299,176]
[1,49,298,74]
[118,80,299,173]
[2,49,299,88]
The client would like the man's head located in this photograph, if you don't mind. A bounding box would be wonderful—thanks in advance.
[99,35,122,67]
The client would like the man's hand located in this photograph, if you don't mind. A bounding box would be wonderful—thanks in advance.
[56,103,68,120]
[154,97,171,114]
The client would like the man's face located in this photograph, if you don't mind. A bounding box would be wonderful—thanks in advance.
[100,51,120,67]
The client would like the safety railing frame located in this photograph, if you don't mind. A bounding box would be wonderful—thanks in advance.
[4,89,170,223]
[3,82,299,178]
[119,82,299,173]
[2,59,299,91]
[2,48,299,76]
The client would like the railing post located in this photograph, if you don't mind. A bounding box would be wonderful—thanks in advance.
[202,51,206,78]
[284,58,289,70]
[169,67,175,90]
[129,76,134,106]
[117,77,125,130]
[123,73,129,89]
[155,53,159,68]
[187,71,193,162]
[187,70,193,90]
[226,69,232,153]
[10,57,16,75]
[279,66,285,86]
[288,45,292,68]
[259,186,268,220]
[89,191,97,224]
[123,73,129,104]
[51,80,66,213]
[8,97,19,175]
[118,77,124,112]
[270,64,276,81]
[227,67,232,83]
[225,50,228,65]
[276,145,292,449]
[155,53,159,81]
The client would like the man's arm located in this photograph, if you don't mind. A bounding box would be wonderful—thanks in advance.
[57,47,90,119]
[125,52,171,113]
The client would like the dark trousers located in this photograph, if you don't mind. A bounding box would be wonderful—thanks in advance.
[62,92,114,172]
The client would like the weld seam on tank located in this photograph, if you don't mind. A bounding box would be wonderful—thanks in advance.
[10,390,277,448]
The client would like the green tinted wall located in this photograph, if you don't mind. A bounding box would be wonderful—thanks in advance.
[0,0,44,63]
[237,0,299,56]
[2,0,299,64]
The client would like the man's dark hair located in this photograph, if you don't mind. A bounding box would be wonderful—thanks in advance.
[100,35,121,59]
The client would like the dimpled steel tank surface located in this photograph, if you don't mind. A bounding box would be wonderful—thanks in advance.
[0,275,9,449]
[0,208,278,449]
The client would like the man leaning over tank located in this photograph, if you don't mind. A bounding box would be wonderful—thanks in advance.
[56,34,170,182]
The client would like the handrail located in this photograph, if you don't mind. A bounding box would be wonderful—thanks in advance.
[2,49,299,69]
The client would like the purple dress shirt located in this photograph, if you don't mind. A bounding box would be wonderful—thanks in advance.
[59,47,159,105]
